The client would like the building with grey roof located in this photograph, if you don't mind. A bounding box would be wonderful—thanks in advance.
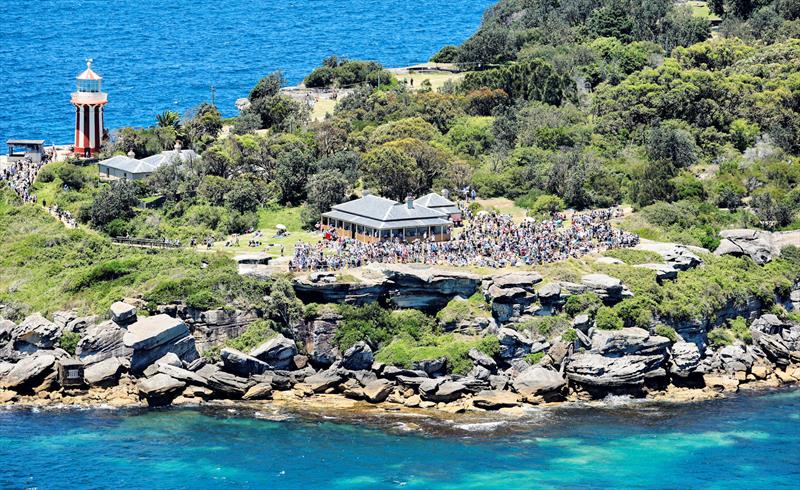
[322,193,453,242]
[98,142,199,181]
[414,191,462,223]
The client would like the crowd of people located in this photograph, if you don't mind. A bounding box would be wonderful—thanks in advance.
[1,157,44,203]
[289,207,638,272]
[48,204,77,228]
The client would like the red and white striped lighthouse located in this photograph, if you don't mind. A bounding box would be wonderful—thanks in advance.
[71,59,108,157]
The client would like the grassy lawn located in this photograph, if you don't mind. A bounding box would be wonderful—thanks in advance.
[475,197,528,220]
[392,69,467,92]
[687,1,722,21]
[30,161,98,215]
[311,97,337,122]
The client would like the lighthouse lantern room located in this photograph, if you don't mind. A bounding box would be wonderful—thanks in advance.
[71,59,107,157]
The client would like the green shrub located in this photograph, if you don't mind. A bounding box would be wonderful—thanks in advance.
[653,324,678,342]
[59,331,81,355]
[375,333,496,375]
[614,296,655,329]
[226,320,278,353]
[389,309,438,340]
[727,317,752,344]
[562,328,578,343]
[186,290,217,311]
[594,306,624,330]
[530,194,565,216]
[524,351,545,364]
[518,316,570,339]
[708,328,734,348]
[436,293,489,325]
[335,303,393,350]
[564,292,602,317]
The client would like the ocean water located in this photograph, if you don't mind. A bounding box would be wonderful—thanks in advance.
[2,390,799,489]
[0,0,492,146]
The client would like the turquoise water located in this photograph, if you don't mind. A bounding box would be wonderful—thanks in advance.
[2,390,799,489]
[0,0,492,146]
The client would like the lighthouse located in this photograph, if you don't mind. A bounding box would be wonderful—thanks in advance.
[71,59,107,157]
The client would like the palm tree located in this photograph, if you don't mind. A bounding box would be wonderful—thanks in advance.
[156,110,181,129]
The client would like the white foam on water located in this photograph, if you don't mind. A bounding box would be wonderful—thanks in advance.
[453,420,509,432]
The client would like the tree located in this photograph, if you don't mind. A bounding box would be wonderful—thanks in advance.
[630,160,677,206]
[274,149,314,205]
[317,150,361,182]
[646,124,699,168]
[183,103,222,152]
[198,175,232,206]
[265,276,304,335]
[729,118,760,151]
[156,110,181,129]
[250,72,285,100]
[224,176,265,213]
[57,163,88,190]
[232,110,261,135]
[306,170,349,214]
[82,180,139,228]
[361,145,422,200]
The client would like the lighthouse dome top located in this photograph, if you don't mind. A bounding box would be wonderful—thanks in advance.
[76,59,102,80]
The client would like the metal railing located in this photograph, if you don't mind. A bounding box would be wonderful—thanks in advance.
[112,237,182,248]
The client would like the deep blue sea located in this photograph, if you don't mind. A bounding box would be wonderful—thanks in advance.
[0,0,492,147]
[2,389,799,489]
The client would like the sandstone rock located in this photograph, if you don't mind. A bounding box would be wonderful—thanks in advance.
[595,256,624,265]
[544,340,571,368]
[472,390,520,410]
[157,363,209,386]
[243,382,273,400]
[293,354,309,370]
[12,313,62,351]
[489,374,508,391]
[362,379,394,403]
[0,354,56,389]
[251,335,297,370]
[413,357,447,377]
[84,357,124,387]
[703,374,739,392]
[137,373,185,405]
[404,394,421,407]
[109,302,137,325]
[123,315,197,373]
[751,364,770,380]
[381,366,428,379]
[469,365,492,380]
[76,321,131,366]
[572,314,592,332]
[537,283,562,303]
[751,314,784,335]
[0,390,17,403]
[670,342,701,377]
[581,274,630,304]
[421,380,467,403]
[221,348,270,377]
[341,341,374,371]
[591,327,670,357]
[381,265,481,311]
[468,349,497,371]
[775,369,796,384]
[298,312,340,367]
[566,353,664,387]
[715,229,777,265]
[715,345,755,374]
[512,366,566,397]
[304,370,343,393]
[753,332,791,367]
[490,272,543,289]
[198,365,253,398]
[497,327,533,359]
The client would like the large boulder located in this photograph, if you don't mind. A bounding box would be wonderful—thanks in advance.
[420,379,467,403]
[157,363,209,386]
[123,315,198,373]
[511,366,567,398]
[251,335,298,370]
[341,341,374,371]
[750,314,785,335]
[0,353,56,389]
[298,311,340,367]
[76,321,131,366]
[304,369,344,393]
[84,356,125,387]
[590,328,671,357]
[137,373,185,406]
[221,348,270,377]
[381,265,481,311]
[468,348,497,371]
[581,274,630,304]
[109,301,137,325]
[472,390,521,410]
[197,364,253,398]
[753,332,791,367]
[10,313,62,352]
[566,353,665,387]
[633,263,678,282]
[362,378,394,403]
[714,345,756,374]
[497,327,534,359]
[413,357,447,377]
[669,342,701,377]
[714,229,777,265]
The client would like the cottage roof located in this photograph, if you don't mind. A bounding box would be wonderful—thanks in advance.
[414,192,460,215]
[141,149,200,168]
[324,194,452,230]
[99,155,157,174]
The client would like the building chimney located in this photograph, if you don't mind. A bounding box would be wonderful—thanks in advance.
[406,194,414,209]
[127,150,135,159]
[441,188,450,199]
[174,140,182,153]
